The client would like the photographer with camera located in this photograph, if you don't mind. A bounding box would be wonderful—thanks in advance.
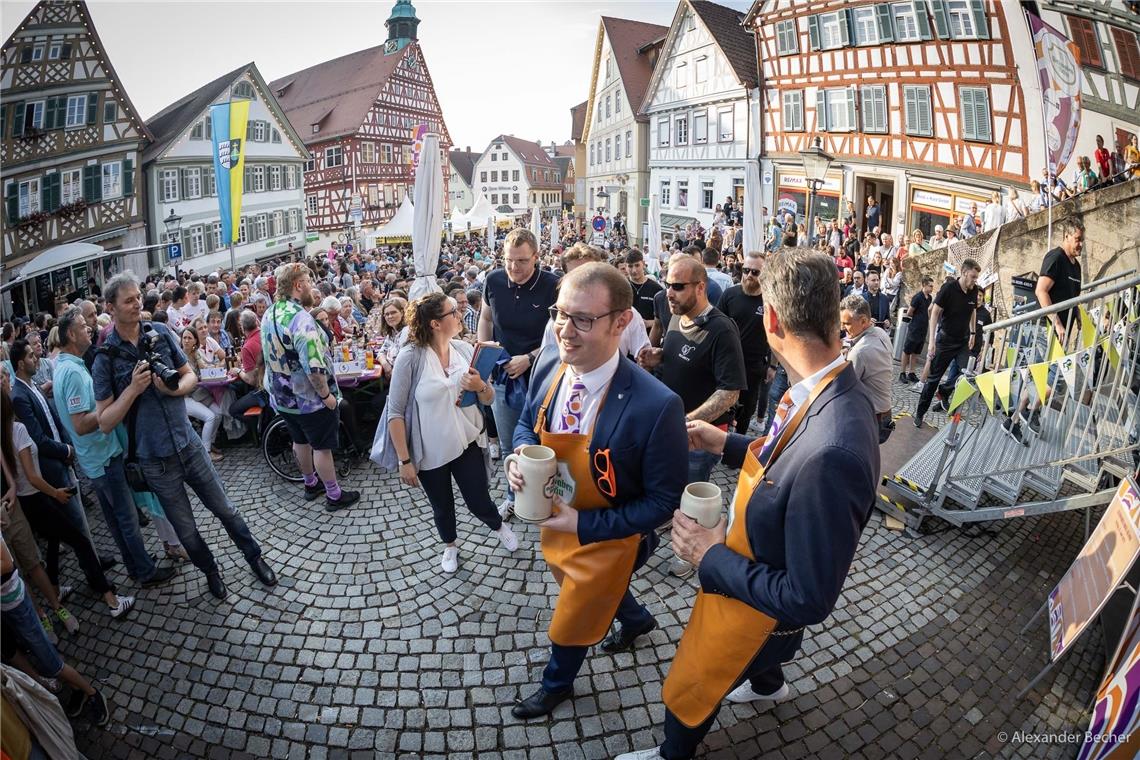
[92,272,276,601]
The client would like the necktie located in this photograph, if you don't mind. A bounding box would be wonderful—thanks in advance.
[559,376,588,434]
[758,390,794,464]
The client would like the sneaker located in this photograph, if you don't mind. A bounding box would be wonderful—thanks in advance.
[1002,417,1028,447]
[498,499,514,521]
[614,750,664,760]
[898,372,907,383]
[669,557,694,579]
[325,489,360,512]
[40,614,58,645]
[910,381,925,393]
[64,690,89,718]
[302,481,324,501]
[108,595,135,620]
[87,689,110,727]
[1022,408,1042,435]
[496,524,518,552]
[912,414,924,429]
[440,546,459,573]
[55,607,79,635]
[931,398,947,413]
[907,372,920,383]
[488,442,501,460]
[725,680,791,704]
[140,565,177,588]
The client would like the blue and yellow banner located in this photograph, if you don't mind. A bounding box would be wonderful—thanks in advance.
[209,100,250,246]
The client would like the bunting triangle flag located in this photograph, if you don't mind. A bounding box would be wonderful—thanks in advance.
[946,376,976,414]
[1079,306,1096,349]
[1006,345,1018,368]
[1058,353,1078,399]
[993,370,1014,413]
[1047,329,1066,362]
[1075,348,1094,389]
[1104,336,1120,371]
[1029,362,1051,402]
[974,371,996,414]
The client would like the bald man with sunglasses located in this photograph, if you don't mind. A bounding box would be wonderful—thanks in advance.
[505,262,688,721]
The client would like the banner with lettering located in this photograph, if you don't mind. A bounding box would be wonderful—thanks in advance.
[1027,12,1082,177]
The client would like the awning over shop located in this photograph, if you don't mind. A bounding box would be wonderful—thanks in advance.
[659,214,697,232]
[11,243,105,282]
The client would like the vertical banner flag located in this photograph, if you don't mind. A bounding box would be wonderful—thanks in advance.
[1027,13,1082,176]
[210,100,251,246]
[410,124,429,173]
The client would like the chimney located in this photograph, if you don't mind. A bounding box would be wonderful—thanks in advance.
[465,145,470,153]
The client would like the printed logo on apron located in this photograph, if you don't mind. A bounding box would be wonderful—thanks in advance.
[551,461,577,506]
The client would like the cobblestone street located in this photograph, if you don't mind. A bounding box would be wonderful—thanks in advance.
[55,384,1103,759]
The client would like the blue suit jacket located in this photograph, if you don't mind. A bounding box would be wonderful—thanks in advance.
[514,349,688,546]
[699,364,880,630]
[11,378,73,487]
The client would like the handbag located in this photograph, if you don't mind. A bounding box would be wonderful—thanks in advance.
[1,664,79,760]
[370,346,427,471]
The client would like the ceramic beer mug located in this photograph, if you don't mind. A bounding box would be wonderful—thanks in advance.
[504,445,557,523]
[680,482,723,528]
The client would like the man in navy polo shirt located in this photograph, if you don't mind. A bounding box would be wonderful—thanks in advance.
[91,272,277,601]
[477,228,559,520]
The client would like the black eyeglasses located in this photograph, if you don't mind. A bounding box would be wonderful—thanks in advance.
[664,281,696,291]
[436,308,457,321]
[548,306,621,332]
[741,267,762,276]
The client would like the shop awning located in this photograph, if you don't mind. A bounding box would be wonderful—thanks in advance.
[11,243,105,282]
[660,214,697,231]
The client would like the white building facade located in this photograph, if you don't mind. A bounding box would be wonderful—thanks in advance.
[143,66,309,274]
[471,135,562,218]
[643,1,760,240]
[447,148,479,214]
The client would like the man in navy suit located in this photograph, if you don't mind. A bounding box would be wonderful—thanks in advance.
[506,262,688,720]
[619,248,880,760]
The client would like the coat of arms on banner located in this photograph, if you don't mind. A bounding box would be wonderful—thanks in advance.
[218,138,242,170]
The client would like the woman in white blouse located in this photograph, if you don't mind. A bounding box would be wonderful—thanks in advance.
[180,328,224,462]
[385,293,518,573]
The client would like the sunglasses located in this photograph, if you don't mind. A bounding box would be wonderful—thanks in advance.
[664,281,696,291]
[741,267,762,276]
[593,448,617,498]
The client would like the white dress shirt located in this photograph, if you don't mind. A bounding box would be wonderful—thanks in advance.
[768,353,847,437]
[550,350,621,434]
[14,376,62,441]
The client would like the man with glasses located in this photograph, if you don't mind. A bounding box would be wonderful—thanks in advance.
[505,262,687,720]
[477,228,560,520]
[717,252,772,434]
[639,255,747,578]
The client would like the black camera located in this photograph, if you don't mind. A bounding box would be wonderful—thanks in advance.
[139,327,180,390]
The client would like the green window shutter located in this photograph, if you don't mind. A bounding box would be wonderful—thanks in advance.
[875,4,895,41]
[83,165,102,202]
[846,88,857,130]
[915,0,933,40]
[50,174,62,210]
[6,182,18,222]
[60,43,71,60]
[816,90,828,131]
[123,157,134,196]
[838,10,852,46]
[41,176,51,212]
[13,102,25,136]
[969,0,989,39]
[807,15,821,50]
[181,168,190,198]
[960,88,977,140]
[919,88,932,136]
[86,93,98,124]
[931,0,950,38]
[20,47,33,64]
[974,90,991,141]
[244,167,252,193]
[246,121,253,140]
[43,98,57,130]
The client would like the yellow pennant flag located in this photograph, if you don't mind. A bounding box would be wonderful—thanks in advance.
[994,370,1014,413]
[974,371,996,414]
[1104,336,1120,370]
[946,376,977,414]
[1079,306,1096,349]
[1005,345,1018,367]
[1047,329,1065,362]
[1029,361,1051,401]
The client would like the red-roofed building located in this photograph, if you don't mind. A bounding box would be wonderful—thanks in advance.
[269,0,451,249]
[471,135,564,219]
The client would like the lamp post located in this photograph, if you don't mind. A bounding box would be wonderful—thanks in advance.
[163,208,182,277]
[798,135,834,238]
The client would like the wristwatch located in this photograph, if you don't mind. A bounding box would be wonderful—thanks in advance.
[399,457,412,466]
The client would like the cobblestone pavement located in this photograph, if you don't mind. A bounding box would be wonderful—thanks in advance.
[58,380,1103,759]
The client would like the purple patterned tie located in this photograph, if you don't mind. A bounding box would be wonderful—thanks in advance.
[758,390,793,464]
[559,376,588,434]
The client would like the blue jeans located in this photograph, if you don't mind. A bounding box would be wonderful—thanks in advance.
[688,449,720,485]
[1,586,64,678]
[138,438,261,576]
[90,455,157,582]
[763,365,790,431]
[491,381,524,503]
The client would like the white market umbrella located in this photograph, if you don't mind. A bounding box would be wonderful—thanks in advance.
[744,159,763,255]
[486,215,496,254]
[551,215,561,250]
[530,206,542,249]
[409,133,444,302]
[647,193,662,276]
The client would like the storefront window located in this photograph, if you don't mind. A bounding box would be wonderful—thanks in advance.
[775,170,843,227]
[909,186,988,238]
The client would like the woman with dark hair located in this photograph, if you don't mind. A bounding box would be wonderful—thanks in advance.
[180,328,224,462]
[376,297,409,379]
[381,293,517,573]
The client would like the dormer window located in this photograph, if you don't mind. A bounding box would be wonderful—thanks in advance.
[232,81,255,100]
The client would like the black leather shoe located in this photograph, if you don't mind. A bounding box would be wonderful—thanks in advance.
[303,482,324,501]
[249,557,277,586]
[325,490,360,512]
[140,565,177,588]
[99,555,119,572]
[511,686,574,719]
[205,572,227,600]
[600,619,657,653]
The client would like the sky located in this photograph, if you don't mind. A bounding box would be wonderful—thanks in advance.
[2,0,752,151]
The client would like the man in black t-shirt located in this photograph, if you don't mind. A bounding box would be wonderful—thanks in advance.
[900,277,934,383]
[717,251,771,434]
[914,260,982,427]
[626,248,663,334]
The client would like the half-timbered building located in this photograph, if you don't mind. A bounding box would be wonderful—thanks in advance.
[643,1,760,238]
[143,63,309,274]
[269,0,451,250]
[582,17,668,246]
[471,135,563,220]
[1,0,151,315]
[746,0,1032,238]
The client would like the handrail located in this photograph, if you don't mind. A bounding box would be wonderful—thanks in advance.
[984,273,1140,333]
[1083,269,1135,290]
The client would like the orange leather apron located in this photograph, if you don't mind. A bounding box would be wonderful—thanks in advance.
[536,363,641,647]
[663,363,847,727]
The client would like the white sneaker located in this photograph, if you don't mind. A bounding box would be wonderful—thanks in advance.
[440,546,459,573]
[725,680,790,704]
[497,499,514,521]
[108,595,135,620]
[614,749,663,760]
[496,524,518,551]
[489,442,501,460]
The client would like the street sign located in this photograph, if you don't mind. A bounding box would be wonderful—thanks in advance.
[640,198,650,208]
[592,215,606,232]
[168,243,182,260]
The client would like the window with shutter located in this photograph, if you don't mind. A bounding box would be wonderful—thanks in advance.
[123,158,134,196]
[777,19,799,54]
[968,0,988,39]
[852,7,879,45]
[12,101,25,136]
[1066,16,1102,69]
[6,182,19,222]
[915,0,933,40]
[1112,27,1140,81]
[960,87,991,142]
[83,165,101,202]
[86,93,97,125]
[783,91,804,132]
[903,86,933,137]
[875,4,895,42]
[60,43,71,60]
[960,88,977,138]
[930,0,950,38]
[816,90,828,131]
[860,86,888,133]
[808,15,821,50]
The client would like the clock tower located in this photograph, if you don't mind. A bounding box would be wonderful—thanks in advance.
[384,0,420,54]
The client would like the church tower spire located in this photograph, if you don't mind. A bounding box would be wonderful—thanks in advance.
[385,0,420,54]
